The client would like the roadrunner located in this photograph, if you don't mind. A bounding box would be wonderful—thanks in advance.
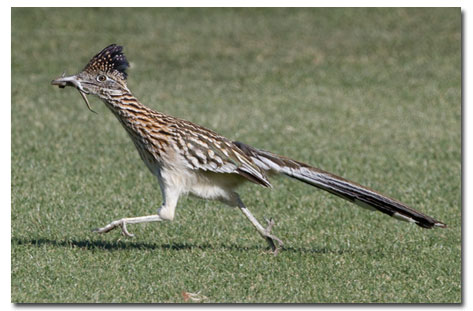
[51,44,446,254]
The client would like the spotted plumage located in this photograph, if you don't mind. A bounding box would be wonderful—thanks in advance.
[83,44,129,80]
[51,44,446,254]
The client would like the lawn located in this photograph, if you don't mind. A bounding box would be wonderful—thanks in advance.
[11,8,461,303]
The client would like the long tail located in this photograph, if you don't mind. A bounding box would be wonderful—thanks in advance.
[234,141,446,229]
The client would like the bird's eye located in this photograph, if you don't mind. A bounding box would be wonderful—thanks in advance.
[96,75,107,82]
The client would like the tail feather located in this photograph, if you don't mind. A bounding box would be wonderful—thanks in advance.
[234,141,446,229]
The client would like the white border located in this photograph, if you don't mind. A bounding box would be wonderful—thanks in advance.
[6,1,467,309]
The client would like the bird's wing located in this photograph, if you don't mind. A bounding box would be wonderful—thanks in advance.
[171,120,272,188]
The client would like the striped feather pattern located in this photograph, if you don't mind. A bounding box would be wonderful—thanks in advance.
[233,141,446,229]
[100,92,272,188]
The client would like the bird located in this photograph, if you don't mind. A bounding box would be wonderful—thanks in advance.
[51,44,446,254]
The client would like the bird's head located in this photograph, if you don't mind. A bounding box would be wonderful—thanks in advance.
[51,44,130,112]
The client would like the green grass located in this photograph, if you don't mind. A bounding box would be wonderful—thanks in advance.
[11,8,461,303]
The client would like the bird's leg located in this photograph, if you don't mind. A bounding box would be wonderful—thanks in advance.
[93,215,163,237]
[94,182,179,237]
[237,203,283,255]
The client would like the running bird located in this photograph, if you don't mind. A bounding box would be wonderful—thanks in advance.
[51,44,446,254]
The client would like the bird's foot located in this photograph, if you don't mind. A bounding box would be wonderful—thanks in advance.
[93,218,135,237]
[263,217,283,255]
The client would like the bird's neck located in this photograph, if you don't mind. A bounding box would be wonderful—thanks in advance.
[99,90,173,168]
[100,90,163,121]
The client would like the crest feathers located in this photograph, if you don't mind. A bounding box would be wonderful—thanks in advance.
[83,44,129,80]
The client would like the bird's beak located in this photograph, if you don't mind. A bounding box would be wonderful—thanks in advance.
[51,73,97,113]
[51,73,83,90]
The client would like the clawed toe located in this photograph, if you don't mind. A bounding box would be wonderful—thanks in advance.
[92,219,135,237]
[264,217,276,234]
[120,221,134,237]
[264,234,283,255]
[263,217,283,255]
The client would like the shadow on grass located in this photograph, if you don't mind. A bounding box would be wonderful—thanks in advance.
[11,237,348,255]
